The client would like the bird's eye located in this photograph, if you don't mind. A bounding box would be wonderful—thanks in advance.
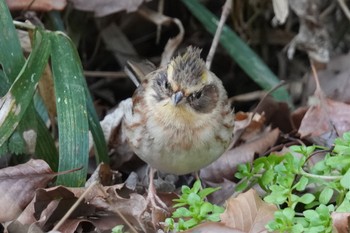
[157,72,170,89]
[164,81,170,89]
[193,91,202,99]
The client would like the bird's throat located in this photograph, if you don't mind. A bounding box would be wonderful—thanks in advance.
[155,103,199,128]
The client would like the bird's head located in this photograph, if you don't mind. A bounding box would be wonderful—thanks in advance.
[149,46,223,117]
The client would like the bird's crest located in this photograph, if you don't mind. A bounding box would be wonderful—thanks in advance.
[167,47,207,87]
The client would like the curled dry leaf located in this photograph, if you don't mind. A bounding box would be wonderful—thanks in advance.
[220,189,277,233]
[234,112,266,143]
[298,98,350,146]
[0,159,54,222]
[137,6,184,66]
[13,184,145,232]
[272,0,289,25]
[6,0,67,11]
[13,186,103,232]
[288,1,330,63]
[200,128,280,184]
[85,162,115,186]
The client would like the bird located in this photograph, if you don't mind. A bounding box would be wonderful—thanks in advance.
[122,46,234,208]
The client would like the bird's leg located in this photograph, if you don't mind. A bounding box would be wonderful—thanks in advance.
[147,167,168,209]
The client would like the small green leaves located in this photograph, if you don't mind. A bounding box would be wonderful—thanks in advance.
[111,225,128,233]
[165,180,224,231]
[236,133,350,232]
[337,191,350,212]
[298,193,315,205]
[319,188,334,205]
[294,176,309,191]
[340,169,350,189]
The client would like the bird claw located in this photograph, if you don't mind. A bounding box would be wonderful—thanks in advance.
[147,187,168,211]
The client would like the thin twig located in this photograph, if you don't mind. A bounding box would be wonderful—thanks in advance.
[337,0,350,21]
[229,80,287,149]
[156,0,164,44]
[252,80,287,117]
[84,70,127,79]
[52,181,98,231]
[206,0,232,70]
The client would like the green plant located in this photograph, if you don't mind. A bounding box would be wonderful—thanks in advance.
[0,0,108,186]
[111,225,129,233]
[235,132,350,232]
[165,180,224,231]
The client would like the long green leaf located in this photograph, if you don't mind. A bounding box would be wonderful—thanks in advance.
[51,32,89,187]
[0,31,51,147]
[17,102,59,170]
[87,98,109,164]
[181,0,291,104]
[0,0,25,84]
[0,2,58,165]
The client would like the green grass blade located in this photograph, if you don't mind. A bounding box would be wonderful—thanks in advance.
[181,0,291,103]
[0,0,25,84]
[86,96,109,164]
[16,102,59,170]
[34,106,59,171]
[50,32,89,187]
[46,9,108,164]
[0,31,51,147]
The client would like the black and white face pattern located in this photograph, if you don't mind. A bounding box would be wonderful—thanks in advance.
[151,70,219,114]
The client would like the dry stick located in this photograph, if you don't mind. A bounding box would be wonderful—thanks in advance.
[206,0,232,70]
[310,61,323,97]
[52,182,138,233]
[251,80,287,117]
[84,70,127,79]
[52,181,98,231]
[337,0,350,21]
[229,80,287,149]
[156,0,164,44]
[310,61,340,137]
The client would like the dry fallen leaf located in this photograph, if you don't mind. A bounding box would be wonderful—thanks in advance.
[298,97,350,146]
[200,128,280,184]
[332,212,350,233]
[272,0,289,25]
[288,1,329,63]
[13,184,138,232]
[220,189,277,233]
[299,62,350,146]
[0,159,54,222]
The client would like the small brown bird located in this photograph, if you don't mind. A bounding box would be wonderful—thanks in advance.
[123,47,234,204]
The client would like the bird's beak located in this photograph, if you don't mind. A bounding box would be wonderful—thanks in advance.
[172,91,184,105]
